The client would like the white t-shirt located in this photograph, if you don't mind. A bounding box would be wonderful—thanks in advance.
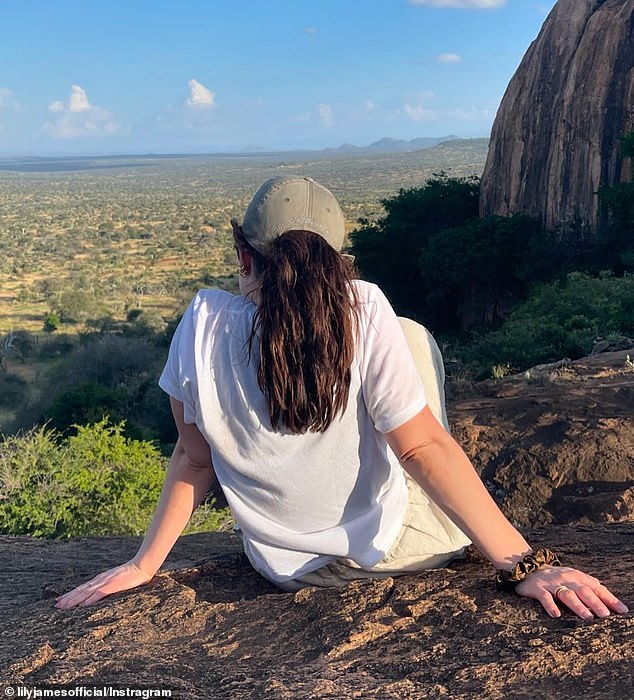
[159,280,427,584]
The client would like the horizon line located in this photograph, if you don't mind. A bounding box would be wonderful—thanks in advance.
[0,135,490,161]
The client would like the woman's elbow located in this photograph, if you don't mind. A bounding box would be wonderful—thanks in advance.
[171,439,214,474]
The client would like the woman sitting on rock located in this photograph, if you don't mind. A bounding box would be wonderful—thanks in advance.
[57,176,628,620]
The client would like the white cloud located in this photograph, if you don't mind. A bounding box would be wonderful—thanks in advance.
[447,106,491,120]
[402,91,437,122]
[403,103,436,121]
[43,85,119,139]
[438,52,461,63]
[304,26,316,35]
[409,0,506,8]
[181,80,218,131]
[0,88,21,112]
[69,85,90,112]
[186,79,215,109]
[364,100,375,111]
[318,103,334,127]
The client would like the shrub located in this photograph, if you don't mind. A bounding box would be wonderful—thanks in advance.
[38,333,75,357]
[186,500,234,534]
[596,130,634,273]
[469,272,634,371]
[0,420,166,537]
[598,182,634,273]
[0,373,27,408]
[620,131,634,158]
[33,334,166,438]
[0,419,229,538]
[0,330,36,364]
[124,310,167,336]
[46,382,128,434]
[43,311,60,332]
[54,288,102,324]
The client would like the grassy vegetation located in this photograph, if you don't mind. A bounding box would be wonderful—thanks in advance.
[464,272,634,376]
[0,420,230,538]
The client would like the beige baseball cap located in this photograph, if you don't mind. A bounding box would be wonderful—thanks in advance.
[236,176,346,255]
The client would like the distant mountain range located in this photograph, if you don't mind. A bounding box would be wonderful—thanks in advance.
[0,136,481,171]
[324,135,462,154]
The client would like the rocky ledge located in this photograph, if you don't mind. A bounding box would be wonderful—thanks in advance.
[1,350,633,699]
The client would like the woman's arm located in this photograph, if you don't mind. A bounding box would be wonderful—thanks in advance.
[56,398,216,609]
[385,406,628,619]
[133,399,217,574]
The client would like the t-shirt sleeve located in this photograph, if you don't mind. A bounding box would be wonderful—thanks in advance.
[158,297,198,424]
[358,285,427,434]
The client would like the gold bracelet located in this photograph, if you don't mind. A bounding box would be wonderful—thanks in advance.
[496,548,562,592]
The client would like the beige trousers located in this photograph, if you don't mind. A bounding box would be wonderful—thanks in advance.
[278,319,471,591]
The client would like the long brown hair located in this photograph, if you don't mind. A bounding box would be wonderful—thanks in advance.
[235,228,358,433]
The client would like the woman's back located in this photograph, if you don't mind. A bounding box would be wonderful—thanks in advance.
[159,279,425,583]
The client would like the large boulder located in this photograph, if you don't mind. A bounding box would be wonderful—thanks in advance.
[480,0,634,236]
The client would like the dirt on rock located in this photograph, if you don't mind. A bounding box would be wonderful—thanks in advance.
[1,350,633,699]
[450,350,634,529]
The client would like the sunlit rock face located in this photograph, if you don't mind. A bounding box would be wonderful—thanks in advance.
[480,0,634,237]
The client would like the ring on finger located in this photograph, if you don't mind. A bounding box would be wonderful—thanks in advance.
[554,585,570,602]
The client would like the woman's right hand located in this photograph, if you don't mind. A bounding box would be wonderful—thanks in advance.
[55,560,155,610]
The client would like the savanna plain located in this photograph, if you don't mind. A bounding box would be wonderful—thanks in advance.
[0,139,487,436]
[0,140,488,332]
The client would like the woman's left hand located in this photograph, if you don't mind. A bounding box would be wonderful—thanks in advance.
[515,566,629,619]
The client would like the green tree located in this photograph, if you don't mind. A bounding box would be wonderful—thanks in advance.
[598,182,634,271]
[620,131,634,158]
[7,333,164,440]
[0,373,27,409]
[54,288,101,323]
[422,215,558,331]
[349,174,480,320]
[46,382,128,434]
[43,310,60,332]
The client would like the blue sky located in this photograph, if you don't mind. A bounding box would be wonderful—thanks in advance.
[0,0,556,155]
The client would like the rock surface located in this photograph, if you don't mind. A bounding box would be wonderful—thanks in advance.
[480,0,634,236]
[1,350,633,699]
[451,350,634,529]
